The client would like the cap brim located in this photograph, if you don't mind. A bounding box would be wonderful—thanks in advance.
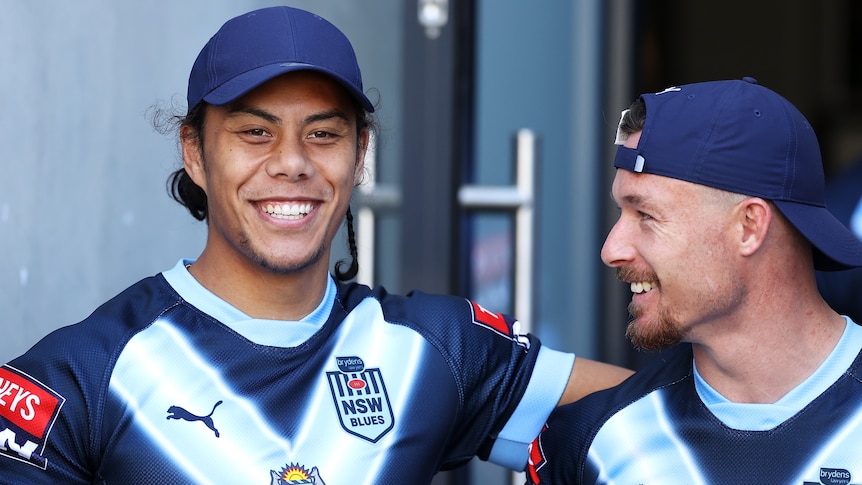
[774,200,862,271]
[202,62,375,112]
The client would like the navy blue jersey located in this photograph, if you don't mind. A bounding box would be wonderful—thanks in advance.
[529,318,862,485]
[0,260,573,484]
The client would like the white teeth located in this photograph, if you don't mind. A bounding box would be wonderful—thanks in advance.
[264,203,312,219]
[630,281,654,294]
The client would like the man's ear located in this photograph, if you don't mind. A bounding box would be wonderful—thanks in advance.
[181,125,207,192]
[354,129,369,186]
[738,197,772,258]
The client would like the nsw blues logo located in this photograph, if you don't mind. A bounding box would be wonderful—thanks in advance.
[326,356,394,442]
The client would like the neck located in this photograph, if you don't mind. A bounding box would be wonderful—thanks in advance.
[691,301,844,404]
[188,250,331,321]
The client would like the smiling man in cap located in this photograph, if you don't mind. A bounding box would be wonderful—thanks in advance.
[528,78,862,484]
[0,6,631,483]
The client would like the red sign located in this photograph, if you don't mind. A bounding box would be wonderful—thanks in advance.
[0,367,63,439]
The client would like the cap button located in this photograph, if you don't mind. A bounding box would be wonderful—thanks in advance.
[742,76,759,84]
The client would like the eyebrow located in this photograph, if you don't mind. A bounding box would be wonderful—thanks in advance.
[614,192,660,212]
[303,109,351,125]
[226,106,281,125]
[226,106,350,127]
[607,190,644,204]
[621,193,646,205]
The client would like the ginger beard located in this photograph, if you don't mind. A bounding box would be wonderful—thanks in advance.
[617,267,685,351]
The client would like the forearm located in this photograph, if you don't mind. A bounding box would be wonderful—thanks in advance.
[557,357,634,405]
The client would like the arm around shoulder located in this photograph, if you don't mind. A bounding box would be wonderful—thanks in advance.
[557,357,633,405]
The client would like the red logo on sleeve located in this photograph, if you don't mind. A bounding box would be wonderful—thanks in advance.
[0,367,62,438]
[468,300,531,349]
[527,425,548,484]
[469,300,510,336]
[0,365,65,469]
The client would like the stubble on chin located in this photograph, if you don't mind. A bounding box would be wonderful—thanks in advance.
[239,231,328,275]
[625,301,685,351]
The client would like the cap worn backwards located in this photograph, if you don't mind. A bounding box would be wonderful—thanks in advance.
[613,77,862,271]
[187,6,374,113]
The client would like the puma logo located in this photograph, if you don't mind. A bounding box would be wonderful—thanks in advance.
[166,400,223,437]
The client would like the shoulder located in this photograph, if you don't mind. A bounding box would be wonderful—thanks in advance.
[7,274,181,396]
[337,283,524,342]
[531,345,692,481]
[55,274,181,348]
[338,283,470,315]
[0,274,181,472]
[333,280,539,385]
[554,344,692,422]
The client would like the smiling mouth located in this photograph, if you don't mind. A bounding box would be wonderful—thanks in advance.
[630,281,657,294]
[262,202,313,220]
[616,267,659,295]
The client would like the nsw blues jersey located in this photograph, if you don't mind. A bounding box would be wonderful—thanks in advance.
[529,317,862,485]
[0,260,573,484]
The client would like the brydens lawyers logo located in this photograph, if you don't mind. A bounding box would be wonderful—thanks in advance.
[326,356,394,443]
[0,365,65,469]
[804,468,861,485]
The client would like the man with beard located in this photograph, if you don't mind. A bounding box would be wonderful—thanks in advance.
[526,78,862,484]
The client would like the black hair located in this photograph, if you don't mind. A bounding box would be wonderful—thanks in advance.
[618,96,647,137]
[168,102,208,221]
[164,95,374,282]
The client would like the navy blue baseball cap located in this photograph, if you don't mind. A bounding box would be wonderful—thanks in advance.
[187,6,374,113]
[613,77,862,271]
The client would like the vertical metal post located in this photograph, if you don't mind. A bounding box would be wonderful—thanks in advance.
[355,131,401,287]
[356,132,378,287]
[457,129,536,327]
[513,128,535,331]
